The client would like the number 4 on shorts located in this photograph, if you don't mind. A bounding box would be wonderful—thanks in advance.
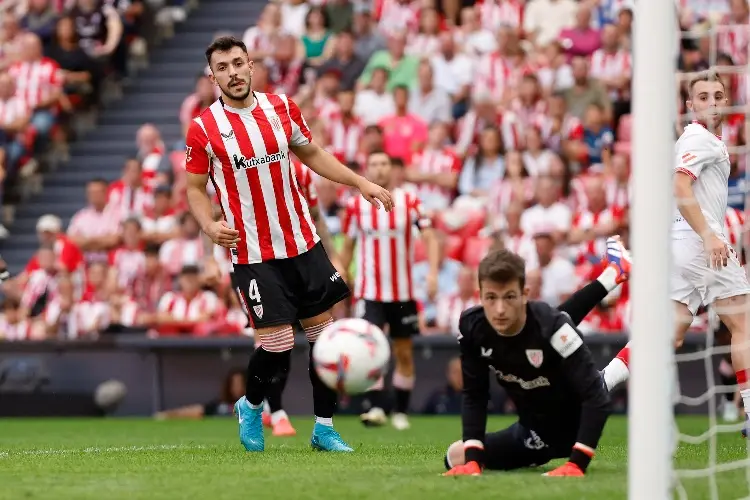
[247,279,261,304]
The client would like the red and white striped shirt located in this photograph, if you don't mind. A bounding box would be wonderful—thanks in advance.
[68,300,110,338]
[292,159,318,208]
[109,247,146,296]
[327,115,364,164]
[570,208,617,264]
[242,26,276,56]
[21,269,58,311]
[185,93,319,264]
[8,58,63,109]
[717,19,750,66]
[158,290,220,321]
[455,109,503,156]
[0,316,37,340]
[410,147,461,211]
[107,181,153,220]
[118,298,143,327]
[67,206,122,263]
[604,177,631,211]
[536,113,584,153]
[488,178,535,216]
[343,188,430,302]
[435,293,480,335]
[159,237,203,276]
[0,96,29,127]
[406,33,441,57]
[725,206,745,255]
[376,0,419,36]
[139,144,165,193]
[478,0,524,32]
[133,272,172,312]
[473,53,514,104]
[589,48,632,99]
[314,95,341,122]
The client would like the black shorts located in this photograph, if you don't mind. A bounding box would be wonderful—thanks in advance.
[231,243,350,329]
[360,300,420,338]
[445,422,572,471]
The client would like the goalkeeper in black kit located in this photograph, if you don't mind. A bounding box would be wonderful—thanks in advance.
[444,237,632,478]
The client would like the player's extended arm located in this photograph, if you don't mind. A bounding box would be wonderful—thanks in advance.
[445,322,491,475]
[291,142,392,211]
[547,321,612,476]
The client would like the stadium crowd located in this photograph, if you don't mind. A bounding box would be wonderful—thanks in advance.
[0,0,749,341]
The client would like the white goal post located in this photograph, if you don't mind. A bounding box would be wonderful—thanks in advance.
[629,0,677,498]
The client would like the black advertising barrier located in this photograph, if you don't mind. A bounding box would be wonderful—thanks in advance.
[0,333,720,416]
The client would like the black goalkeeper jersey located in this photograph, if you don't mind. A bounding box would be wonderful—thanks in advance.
[458,301,612,452]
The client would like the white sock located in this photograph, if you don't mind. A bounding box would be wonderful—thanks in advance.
[247,400,262,410]
[316,416,333,427]
[597,266,619,292]
[603,358,630,391]
[263,400,271,414]
[271,410,288,425]
[740,389,750,417]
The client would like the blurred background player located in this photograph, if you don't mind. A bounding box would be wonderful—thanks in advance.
[443,242,630,477]
[185,36,392,453]
[340,150,439,430]
[601,73,750,436]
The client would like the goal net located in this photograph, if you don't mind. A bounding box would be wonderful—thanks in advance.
[630,3,750,499]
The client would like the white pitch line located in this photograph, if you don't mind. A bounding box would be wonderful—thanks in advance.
[0,444,209,459]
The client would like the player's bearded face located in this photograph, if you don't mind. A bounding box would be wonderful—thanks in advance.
[210,48,253,102]
[687,80,728,132]
[479,279,529,334]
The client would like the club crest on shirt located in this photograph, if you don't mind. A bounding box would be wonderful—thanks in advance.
[526,349,543,368]
[270,115,283,131]
[253,305,264,319]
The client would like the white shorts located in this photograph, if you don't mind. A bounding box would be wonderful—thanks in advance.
[670,232,750,315]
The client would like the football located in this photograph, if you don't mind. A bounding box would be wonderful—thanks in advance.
[312,318,391,395]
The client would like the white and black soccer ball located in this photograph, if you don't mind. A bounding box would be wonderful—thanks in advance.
[312,318,390,395]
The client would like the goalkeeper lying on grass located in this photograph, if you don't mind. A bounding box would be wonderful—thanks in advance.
[444,237,630,478]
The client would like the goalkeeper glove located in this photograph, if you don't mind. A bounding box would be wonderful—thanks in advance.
[443,461,481,476]
[543,462,584,477]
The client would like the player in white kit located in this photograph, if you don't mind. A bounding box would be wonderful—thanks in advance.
[602,72,750,434]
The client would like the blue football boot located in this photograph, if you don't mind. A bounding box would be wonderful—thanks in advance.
[310,422,353,452]
[234,396,264,452]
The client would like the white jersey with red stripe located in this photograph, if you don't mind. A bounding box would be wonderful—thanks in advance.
[158,290,220,321]
[8,58,63,109]
[0,316,35,341]
[326,115,364,164]
[673,123,730,237]
[724,206,745,255]
[570,208,616,264]
[185,92,319,264]
[0,96,29,126]
[343,188,430,302]
[478,0,524,31]
[589,48,632,100]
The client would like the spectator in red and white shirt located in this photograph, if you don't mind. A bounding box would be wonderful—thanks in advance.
[132,244,172,312]
[589,24,632,104]
[242,2,282,62]
[0,72,31,175]
[405,122,461,213]
[497,201,539,271]
[568,175,619,264]
[155,265,220,335]
[0,297,43,341]
[8,32,64,140]
[179,75,218,139]
[20,244,59,320]
[407,6,441,58]
[135,123,166,192]
[107,158,154,221]
[108,217,146,297]
[454,6,496,56]
[43,274,76,338]
[520,175,573,242]
[68,178,122,264]
[433,265,480,336]
[158,211,204,277]
[142,185,180,244]
[72,261,110,338]
[327,89,363,164]
[533,228,579,307]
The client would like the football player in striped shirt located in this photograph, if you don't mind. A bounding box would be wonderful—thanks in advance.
[186,36,392,453]
[340,150,440,430]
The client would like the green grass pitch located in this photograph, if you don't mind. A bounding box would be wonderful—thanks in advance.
[0,416,747,499]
